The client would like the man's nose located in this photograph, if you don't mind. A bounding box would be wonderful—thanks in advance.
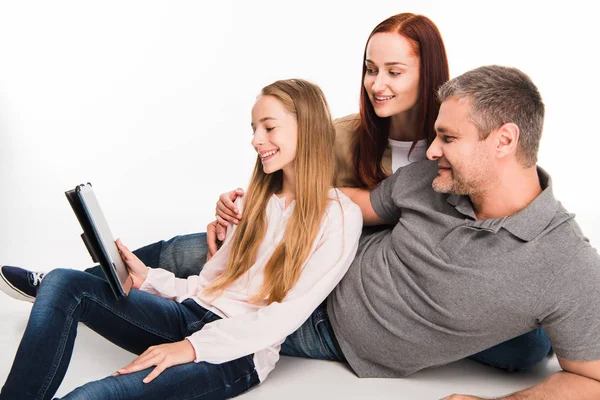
[426,137,442,160]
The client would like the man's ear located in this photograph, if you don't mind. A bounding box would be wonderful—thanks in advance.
[494,122,519,159]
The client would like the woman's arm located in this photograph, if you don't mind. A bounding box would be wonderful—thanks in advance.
[209,188,245,258]
[215,188,245,234]
[339,187,389,226]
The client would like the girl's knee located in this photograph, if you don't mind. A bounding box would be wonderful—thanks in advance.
[38,268,86,299]
[62,374,144,400]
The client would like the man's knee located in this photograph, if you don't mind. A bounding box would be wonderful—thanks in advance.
[159,233,208,278]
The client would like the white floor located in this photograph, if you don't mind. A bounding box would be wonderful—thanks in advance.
[0,294,560,399]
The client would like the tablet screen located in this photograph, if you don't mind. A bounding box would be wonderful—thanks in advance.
[77,184,130,296]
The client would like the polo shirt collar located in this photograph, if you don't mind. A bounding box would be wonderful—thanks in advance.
[446,166,559,242]
[502,166,559,241]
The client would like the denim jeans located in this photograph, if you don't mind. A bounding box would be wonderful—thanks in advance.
[95,233,552,372]
[280,302,344,362]
[0,268,259,400]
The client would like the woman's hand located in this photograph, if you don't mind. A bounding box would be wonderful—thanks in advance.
[206,220,220,261]
[114,340,196,384]
[116,239,149,289]
[207,188,245,259]
[215,188,245,239]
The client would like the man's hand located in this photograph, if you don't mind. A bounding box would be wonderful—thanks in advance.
[114,340,196,384]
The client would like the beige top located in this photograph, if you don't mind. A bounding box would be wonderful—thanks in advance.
[333,114,393,188]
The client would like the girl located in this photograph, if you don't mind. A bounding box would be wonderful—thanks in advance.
[0,79,362,399]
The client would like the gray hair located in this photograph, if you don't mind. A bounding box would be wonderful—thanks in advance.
[437,65,545,167]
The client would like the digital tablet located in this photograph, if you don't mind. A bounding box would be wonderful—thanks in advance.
[65,183,130,299]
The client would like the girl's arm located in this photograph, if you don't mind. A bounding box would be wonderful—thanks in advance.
[185,192,363,364]
[134,201,242,302]
[136,268,205,302]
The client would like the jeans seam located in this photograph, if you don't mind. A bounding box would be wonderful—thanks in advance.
[187,322,206,331]
[306,303,336,361]
[313,313,337,360]
[39,291,178,398]
[184,363,257,400]
[83,291,178,342]
[38,292,81,400]
[187,311,216,331]
[32,273,178,399]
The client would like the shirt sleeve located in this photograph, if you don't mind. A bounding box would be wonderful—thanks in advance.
[370,167,403,222]
[138,198,242,302]
[535,245,600,362]
[187,193,363,364]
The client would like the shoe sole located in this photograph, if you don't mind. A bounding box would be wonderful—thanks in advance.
[0,268,36,303]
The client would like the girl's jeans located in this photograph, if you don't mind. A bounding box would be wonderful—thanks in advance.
[1,268,259,400]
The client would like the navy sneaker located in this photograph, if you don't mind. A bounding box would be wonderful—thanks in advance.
[0,265,45,303]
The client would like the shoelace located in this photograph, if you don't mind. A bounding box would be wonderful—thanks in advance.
[30,272,45,286]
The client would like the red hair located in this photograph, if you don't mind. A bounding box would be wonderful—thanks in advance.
[353,13,449,188]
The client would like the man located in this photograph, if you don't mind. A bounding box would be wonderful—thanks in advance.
[335,65,600,398]
[2,66,598,398]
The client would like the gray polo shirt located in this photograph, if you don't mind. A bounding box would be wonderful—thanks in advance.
[328,159,600,378]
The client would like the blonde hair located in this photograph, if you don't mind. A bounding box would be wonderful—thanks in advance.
[204,79,336,304]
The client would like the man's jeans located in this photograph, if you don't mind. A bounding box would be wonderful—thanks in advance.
[86,233,552,372]
[1,268,259,400]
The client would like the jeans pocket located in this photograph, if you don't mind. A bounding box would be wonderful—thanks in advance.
[182,299,221,334]
[313,306,343,361]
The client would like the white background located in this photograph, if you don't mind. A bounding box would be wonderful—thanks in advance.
[1,0,598,271]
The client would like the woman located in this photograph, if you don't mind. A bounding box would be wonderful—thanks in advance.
[0,79,363,399]
[214,12,447,232]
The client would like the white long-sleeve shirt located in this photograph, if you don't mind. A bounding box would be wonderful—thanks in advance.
[139,188,362,381]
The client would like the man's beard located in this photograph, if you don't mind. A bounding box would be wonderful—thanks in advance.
[432,168,483,195]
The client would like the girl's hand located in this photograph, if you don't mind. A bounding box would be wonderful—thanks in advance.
[215,188,245,240]
[114,340,196,384]
[116,239,148,289]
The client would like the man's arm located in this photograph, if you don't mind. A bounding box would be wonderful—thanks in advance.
[442,358,600,400]
[339,187,388,226]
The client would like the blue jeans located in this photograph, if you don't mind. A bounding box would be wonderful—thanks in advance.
[0,268,259,400]
[91,233,552,372]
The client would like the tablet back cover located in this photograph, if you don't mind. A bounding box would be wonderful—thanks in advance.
[65,184,127,299]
